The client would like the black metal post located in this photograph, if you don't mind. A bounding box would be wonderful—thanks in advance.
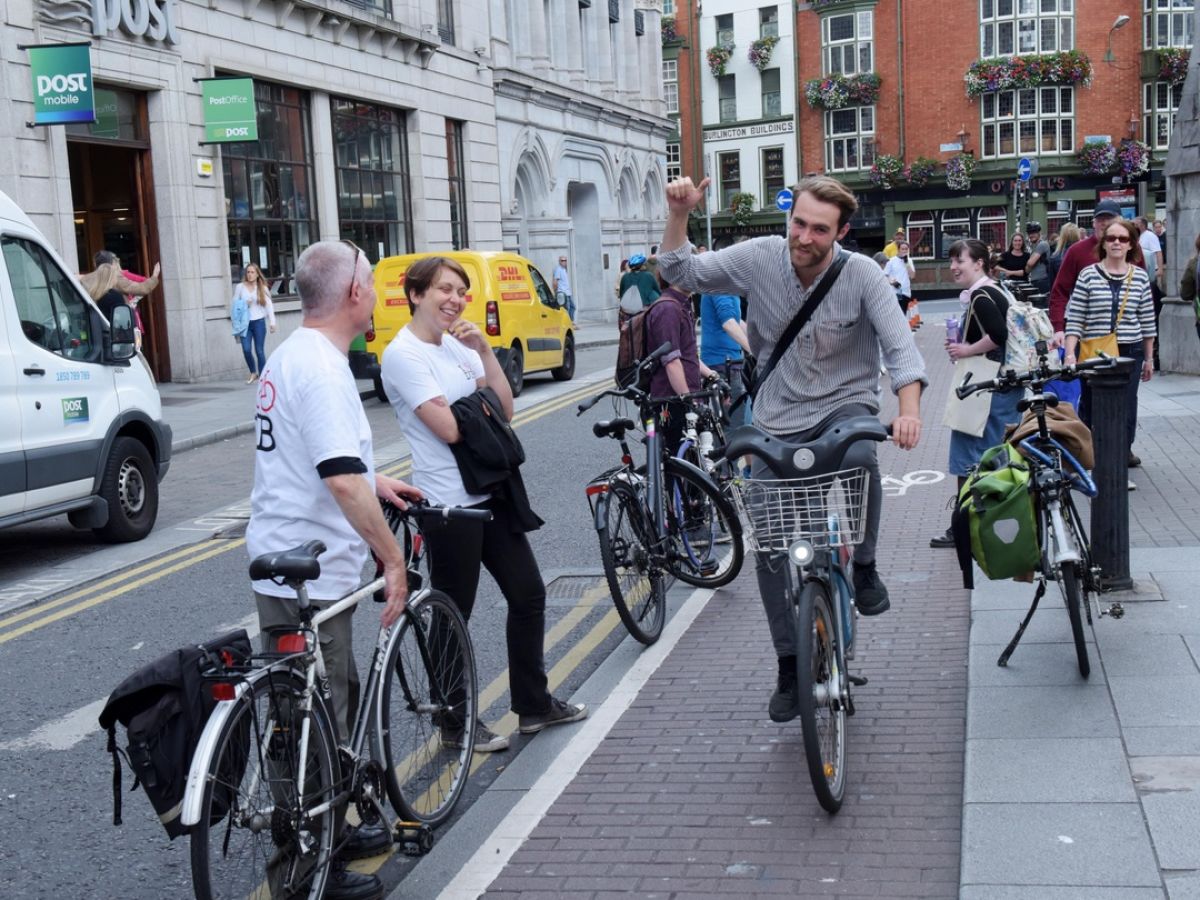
[1085,358,1135,591]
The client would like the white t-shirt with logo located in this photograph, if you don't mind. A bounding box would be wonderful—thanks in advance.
[382,327,488,508]
[247,328,375,601]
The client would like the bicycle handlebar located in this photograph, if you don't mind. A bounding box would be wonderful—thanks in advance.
[955,353,1119,400]
[381,498,493,522]
[576,341,673,414]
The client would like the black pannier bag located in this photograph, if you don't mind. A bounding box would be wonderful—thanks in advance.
[98,629,252,838]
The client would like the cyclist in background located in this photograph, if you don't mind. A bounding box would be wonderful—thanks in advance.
[656,174,926,723]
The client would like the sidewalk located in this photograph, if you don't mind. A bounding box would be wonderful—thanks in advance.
[396,322,1200,899]
[159,319,619,454]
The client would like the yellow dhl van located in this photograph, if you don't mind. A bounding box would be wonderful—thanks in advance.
[365,251,575,401]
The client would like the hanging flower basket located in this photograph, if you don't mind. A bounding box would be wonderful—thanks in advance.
[803,72,882,110]
[945,153,977,191]
[661,16,678,45]
[965,50,1093,97]
[1116,139,1150,179]
[748,36,779,71]
[1157,47,1191,85]
[1076,140,1117,175]
[869,154,903,190]
[707,45,733,77]
[905,156,939,188]
[730,192,757,226]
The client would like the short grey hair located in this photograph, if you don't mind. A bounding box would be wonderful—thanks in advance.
[294,241,364,319]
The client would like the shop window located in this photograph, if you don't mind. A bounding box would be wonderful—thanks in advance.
[718,75,737,123]
[1046,210,1069,244]
[666,142,681,183]
[1143,0,1194,49]
[824,106,875,172]
[446,119,469,251]
[663,59,679,114]
[940,210,971,257]
[822,10,872,76]
[980,86,1073,159]
[761,147,785,205]
[977,206,1008,251]
[760,6,779,38]
[3,237,94,359]
[761,68,781,117]
[332,99,413,264]
[718,151,740,211]
[223,81,318,297]
[1144,80,1185,151]
[980,0,1074,56]
[905,211,934,260]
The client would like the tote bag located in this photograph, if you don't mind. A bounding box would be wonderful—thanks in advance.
[943,354,1000,437]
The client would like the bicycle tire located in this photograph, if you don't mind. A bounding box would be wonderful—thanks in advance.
[598,479,666,645]
[375,590,478,827]
[664,457,744,589]
[191,669,338,900]
[1064,495,1097,623]
[796,580,847,813]
[1059,564,1090,678]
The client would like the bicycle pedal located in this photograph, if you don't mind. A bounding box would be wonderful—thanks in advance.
[847,674,868,686]
[698,559,718,576]
[393,821,434,857]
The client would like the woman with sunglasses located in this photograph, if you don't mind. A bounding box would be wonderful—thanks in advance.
[1064,217,1156,472]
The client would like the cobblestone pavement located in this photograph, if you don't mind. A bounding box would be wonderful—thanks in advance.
[481,321,970,899]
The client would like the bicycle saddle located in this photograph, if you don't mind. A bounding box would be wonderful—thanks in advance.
[248,540,326,582]
[719,416,888,477]
[593,417,637,440]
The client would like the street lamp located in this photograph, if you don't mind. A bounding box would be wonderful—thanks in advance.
[1103,15,1130,64]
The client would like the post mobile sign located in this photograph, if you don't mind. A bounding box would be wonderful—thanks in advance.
[25,42,95,125]
[200,77,257,143]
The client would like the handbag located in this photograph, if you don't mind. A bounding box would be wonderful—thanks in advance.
[941,293,999,438]
[1078,266,1132,362]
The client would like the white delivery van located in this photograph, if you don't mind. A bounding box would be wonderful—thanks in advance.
[0,189,171,541]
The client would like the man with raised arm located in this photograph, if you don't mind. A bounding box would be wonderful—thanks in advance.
[656,175,927,723]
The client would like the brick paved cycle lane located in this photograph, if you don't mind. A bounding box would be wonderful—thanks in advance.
[482,319,971,898]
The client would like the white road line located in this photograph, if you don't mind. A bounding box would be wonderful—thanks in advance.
[0,613,260,754]
[438,585,716,900]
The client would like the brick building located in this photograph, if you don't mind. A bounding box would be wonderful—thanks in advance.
[673,0,1193,291]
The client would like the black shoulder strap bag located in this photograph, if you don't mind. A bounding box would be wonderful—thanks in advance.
[734,249,848,414]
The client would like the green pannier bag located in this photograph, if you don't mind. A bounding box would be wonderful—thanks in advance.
[957,443,1040,580]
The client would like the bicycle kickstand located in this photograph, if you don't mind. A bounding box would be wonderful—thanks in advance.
[997,581,1046,667]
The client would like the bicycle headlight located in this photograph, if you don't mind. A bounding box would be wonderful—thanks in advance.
[788,539,815,567]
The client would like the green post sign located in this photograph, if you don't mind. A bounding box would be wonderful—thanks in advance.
[28,43,95,125]
[201,78,257,143]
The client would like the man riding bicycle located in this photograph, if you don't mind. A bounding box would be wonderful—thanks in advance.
[656,175,926,723]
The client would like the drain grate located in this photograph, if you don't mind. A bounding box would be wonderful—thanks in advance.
[544,573,605,607]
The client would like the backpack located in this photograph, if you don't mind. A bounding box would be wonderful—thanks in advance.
[615,303,656,389]
[953,443,1040,582]
[98,629,252,838]
[988,283,1053,369]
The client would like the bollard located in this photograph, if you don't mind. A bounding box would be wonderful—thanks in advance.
[1084,358,1135,591]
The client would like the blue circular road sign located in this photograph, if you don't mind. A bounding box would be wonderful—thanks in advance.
[1017,157,1033,182]
[775,188,794,212]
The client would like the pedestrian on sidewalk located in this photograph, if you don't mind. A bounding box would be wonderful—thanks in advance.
[883,240,915,318]
[380,256,588,752]
[552,254,575,322]
[80,255,160,330]
[930,239,1021,548]
[618,253,660,311]
[657,174,926,723]
[231,264,276,383]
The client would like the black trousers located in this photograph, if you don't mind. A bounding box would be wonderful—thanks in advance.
[419,497,551,716]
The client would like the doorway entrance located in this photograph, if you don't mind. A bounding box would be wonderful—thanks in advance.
[66,86,170,381]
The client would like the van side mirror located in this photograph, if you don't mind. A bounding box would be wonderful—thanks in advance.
[108,304,136,360]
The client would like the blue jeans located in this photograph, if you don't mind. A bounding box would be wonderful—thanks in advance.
[241,318,267,375]
[556,291,575,322]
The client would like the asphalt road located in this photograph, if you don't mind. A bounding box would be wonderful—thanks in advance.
[0,345,637,898]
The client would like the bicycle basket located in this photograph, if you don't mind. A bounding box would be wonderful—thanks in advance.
[729,468,870,554]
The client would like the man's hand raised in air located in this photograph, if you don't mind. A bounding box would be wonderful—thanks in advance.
[665,176,712,216]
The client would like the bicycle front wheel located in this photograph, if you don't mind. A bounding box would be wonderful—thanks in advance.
[376,590,478,827]
[598,479,666,645]
[191,669,338,900]
[664,458,744,589]
[796,580,847,813]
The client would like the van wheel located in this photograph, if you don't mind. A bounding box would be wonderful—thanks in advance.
[374,373,389,404]
[551,334,576,381]
[505,345,524,397]
[95,436,159,543]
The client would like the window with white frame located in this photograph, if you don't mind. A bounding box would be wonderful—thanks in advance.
[1143,0,1195,48]
[761,69,781,117]
[1144,80,1185,150]
[718,151,740,210]
[663,59,679,114]
[760,6,779,38]
[941,210,971,256]
[716,14,734,47]
[824,106,875,172]
[980,86,1074,159]
[1046,210,1069,242]
[761,147,785,205]
[663,0,675,15]
[1076,208,1094,234]
[666,142,681,183]
[905,211,934,260]
[718,75,737,123]
[980,0,1074,57]
[977,206,1008,250]
[822,11,873,75]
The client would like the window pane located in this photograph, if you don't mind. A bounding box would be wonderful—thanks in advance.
[1041,118,1058,151]
[828,14,854,41]
[859,43,872,73]
[858,11,873,37]
[999,121,1015,154]
[1018,18,1037,51]
[1041,17,1057,50]
[1060,118,1073,149]
[1060,18,1072,48]
[983,23,996,56]
[999,21,1014,53]
[1019,89,1036,115]
[831,108,856,133]
[984,123,997,157]
[1040,86,1058,114]
[998,91,1015,117]
[860,106,874,130]
[1020,120,1037,152]
[983,93,996,117]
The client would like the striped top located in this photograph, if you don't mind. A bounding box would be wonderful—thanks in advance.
[657,238,927,435]
[1065,263,1156,343]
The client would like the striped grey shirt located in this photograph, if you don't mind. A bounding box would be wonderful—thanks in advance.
[1065,263,1156,343]
[658,238,927,435]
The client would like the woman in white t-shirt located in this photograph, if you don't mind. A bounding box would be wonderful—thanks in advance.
[381,257,587,754]
[231,263,276,383]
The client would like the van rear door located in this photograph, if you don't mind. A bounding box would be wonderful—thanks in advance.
[1,235,116,509]
[0,283,25,516]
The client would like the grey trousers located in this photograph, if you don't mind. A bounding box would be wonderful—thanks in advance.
[752,403,882,658]
[255,591,359,744]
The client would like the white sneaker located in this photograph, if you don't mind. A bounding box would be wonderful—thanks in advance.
[1128,480,1137,491]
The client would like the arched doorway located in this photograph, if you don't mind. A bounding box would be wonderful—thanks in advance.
[566,182,601,319]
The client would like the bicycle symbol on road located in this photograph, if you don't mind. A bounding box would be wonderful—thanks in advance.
[881,470,945,497]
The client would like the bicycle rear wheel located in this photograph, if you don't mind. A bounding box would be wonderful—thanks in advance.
[376,590,478,827]
[796,580,847,813]
[598,479,666,645]
[664,458,744,589]
[191,669,338,900]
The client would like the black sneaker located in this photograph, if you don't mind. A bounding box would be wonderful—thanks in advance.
[768,667,800,723]
[853,562,891,616]
[930,528,955,548]
[441,721,510,753]
[339,823,391,861]
[325,859,384,900]
[518,697,588,734]
[1128,452,1141,468]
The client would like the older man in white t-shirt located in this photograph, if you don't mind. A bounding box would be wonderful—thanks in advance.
[247,239,420,897]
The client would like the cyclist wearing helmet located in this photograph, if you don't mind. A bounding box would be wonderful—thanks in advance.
[618,253,661,310]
